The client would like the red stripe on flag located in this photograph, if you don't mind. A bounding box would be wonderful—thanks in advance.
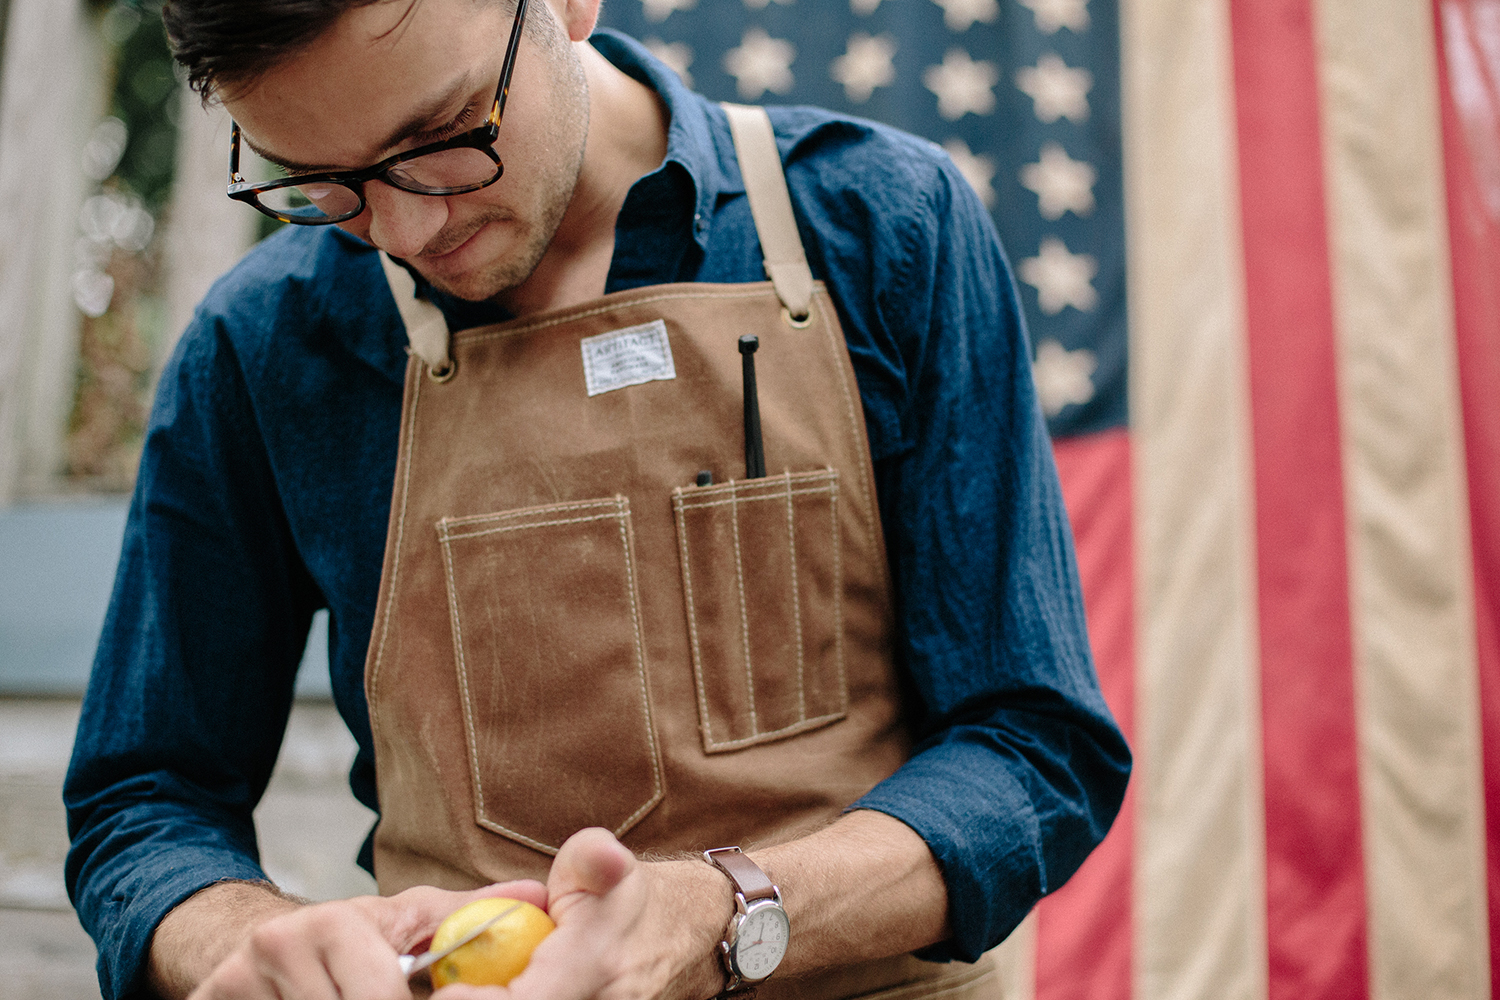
[1037,429,1135,1000]
[1228,3,1370,998]
[1433,0,1500,990]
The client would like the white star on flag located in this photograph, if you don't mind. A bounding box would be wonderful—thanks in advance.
[943,139,997,208]
[831,33,897,103]
[851,0,884,12]
[1020,141,1097,218]
[1020,236,1099,314]
[641,0,694,22]
[643,38,694,87]
[1031,338,1097,416]
[723,28,797,99]
[923,48,1000,120]
[1017,0,1090,34]
[1016,53,1092,123]
[929,0,1000,32]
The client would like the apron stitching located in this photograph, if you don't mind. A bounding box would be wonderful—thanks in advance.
[814,293,878,542]
[673,491,719,749]
[811,289,877,703]
[678,482,840,509]
[441,497,626,527]
[453,285,820,346]
[369,362,424,745]
[675,487,834,510]
[474,819,556,855]
[370,269,892,884]
[831,474,848,714]
[440,510,626,541]
[782,472,808,722]
[676,473,843,750]
[728,481,759,735]
[696,712,848,751]
[614,497,666,832]
[674,472,837,509]
[446,498,661,852]
[437,526,488,823]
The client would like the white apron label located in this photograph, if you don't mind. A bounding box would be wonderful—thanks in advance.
[581,320,677,397]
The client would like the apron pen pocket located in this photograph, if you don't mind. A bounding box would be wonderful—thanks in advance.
[672,470,848,753]
[436,497,664,854]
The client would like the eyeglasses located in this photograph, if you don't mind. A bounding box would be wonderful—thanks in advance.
[227,0,529,225]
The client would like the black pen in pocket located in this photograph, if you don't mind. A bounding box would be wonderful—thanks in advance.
[739,334,766,479]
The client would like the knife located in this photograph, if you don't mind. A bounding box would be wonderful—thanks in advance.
[399,900,526,979]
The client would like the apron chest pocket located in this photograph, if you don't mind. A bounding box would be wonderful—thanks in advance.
[436,497,663,854]
[672,470,848,753]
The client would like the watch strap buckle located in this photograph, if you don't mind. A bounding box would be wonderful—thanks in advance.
[703,846,777,902]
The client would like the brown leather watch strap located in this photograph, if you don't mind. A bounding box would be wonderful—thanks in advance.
[704,847,777,901]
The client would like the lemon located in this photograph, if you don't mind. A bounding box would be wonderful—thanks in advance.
[430,897,555,988]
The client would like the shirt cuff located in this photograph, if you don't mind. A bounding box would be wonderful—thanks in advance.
[851,739,1044,963]
[75,842,268,1000]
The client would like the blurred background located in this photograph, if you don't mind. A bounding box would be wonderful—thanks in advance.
[0,0,1496,998]
[0,6,367,996]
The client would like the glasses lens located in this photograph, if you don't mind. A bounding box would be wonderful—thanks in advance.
[385,146,501,195]
[256,181,363,223]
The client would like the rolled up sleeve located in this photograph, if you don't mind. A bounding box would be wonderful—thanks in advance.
[64,311,319,1000]
[807,134,1130,961]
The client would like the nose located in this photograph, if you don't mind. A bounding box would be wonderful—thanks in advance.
[362,181,450,259]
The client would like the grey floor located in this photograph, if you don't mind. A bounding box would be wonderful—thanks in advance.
[0,698,375,1000]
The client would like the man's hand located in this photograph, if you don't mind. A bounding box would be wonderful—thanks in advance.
[148,879,548,1000]
[432,811,950,1000]
[155,811,947,1000]
[433,828,729,1000]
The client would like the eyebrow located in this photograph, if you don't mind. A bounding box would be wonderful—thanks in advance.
[244,73,481,173]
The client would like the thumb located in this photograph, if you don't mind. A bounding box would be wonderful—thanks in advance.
[547,828,635,917]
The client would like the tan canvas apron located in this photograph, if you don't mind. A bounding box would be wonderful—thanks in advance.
[363,105,1000,1000]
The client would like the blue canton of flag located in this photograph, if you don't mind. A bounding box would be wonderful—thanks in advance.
[597,0,1126,439]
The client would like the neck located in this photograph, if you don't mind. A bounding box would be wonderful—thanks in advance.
[498,43,670,316]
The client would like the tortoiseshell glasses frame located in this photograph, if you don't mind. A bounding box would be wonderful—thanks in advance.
[226,0,530,225]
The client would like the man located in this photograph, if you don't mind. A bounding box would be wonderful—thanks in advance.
[64,0,1130,998]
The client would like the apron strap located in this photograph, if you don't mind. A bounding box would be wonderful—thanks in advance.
[379,251,453,376]
[721,103,815,322]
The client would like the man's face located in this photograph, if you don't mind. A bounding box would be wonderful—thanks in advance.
[223,0,590,301]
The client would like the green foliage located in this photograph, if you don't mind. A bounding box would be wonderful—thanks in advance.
[65,1,179,489]
[99,0,179,208]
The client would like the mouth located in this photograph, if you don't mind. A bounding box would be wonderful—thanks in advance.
[419,223,487,263]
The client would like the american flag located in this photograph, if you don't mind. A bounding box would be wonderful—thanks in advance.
[596,1,1500,998]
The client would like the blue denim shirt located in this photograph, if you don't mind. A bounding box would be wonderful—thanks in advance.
[64,31,1129,1000]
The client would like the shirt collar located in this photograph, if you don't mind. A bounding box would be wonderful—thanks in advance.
[588,28,738,252]
[415,30,733,326]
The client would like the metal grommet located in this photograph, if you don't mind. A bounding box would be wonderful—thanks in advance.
[781,307,812,329]
[428,359,456,383]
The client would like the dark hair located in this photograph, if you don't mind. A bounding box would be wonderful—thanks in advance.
[161,0,395,98]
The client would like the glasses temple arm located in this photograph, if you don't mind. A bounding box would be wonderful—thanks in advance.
[489,0,530,126]
[228,121,247,184]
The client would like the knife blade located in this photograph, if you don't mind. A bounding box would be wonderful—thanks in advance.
[398,899,526,979]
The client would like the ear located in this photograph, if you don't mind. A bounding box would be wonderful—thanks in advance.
[549,0,603,41]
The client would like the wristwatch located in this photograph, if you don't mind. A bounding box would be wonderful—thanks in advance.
[703,846,790,992]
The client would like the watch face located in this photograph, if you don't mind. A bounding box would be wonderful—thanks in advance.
[731,902,790,981]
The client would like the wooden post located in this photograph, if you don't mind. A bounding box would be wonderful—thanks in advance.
[0,0,103,502]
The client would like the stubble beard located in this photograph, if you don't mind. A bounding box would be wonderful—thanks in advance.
[410,12,591,303]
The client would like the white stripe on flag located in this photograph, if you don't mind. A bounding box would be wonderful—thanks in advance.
[1121,0,1268,998]
[1313,0,1492,994]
